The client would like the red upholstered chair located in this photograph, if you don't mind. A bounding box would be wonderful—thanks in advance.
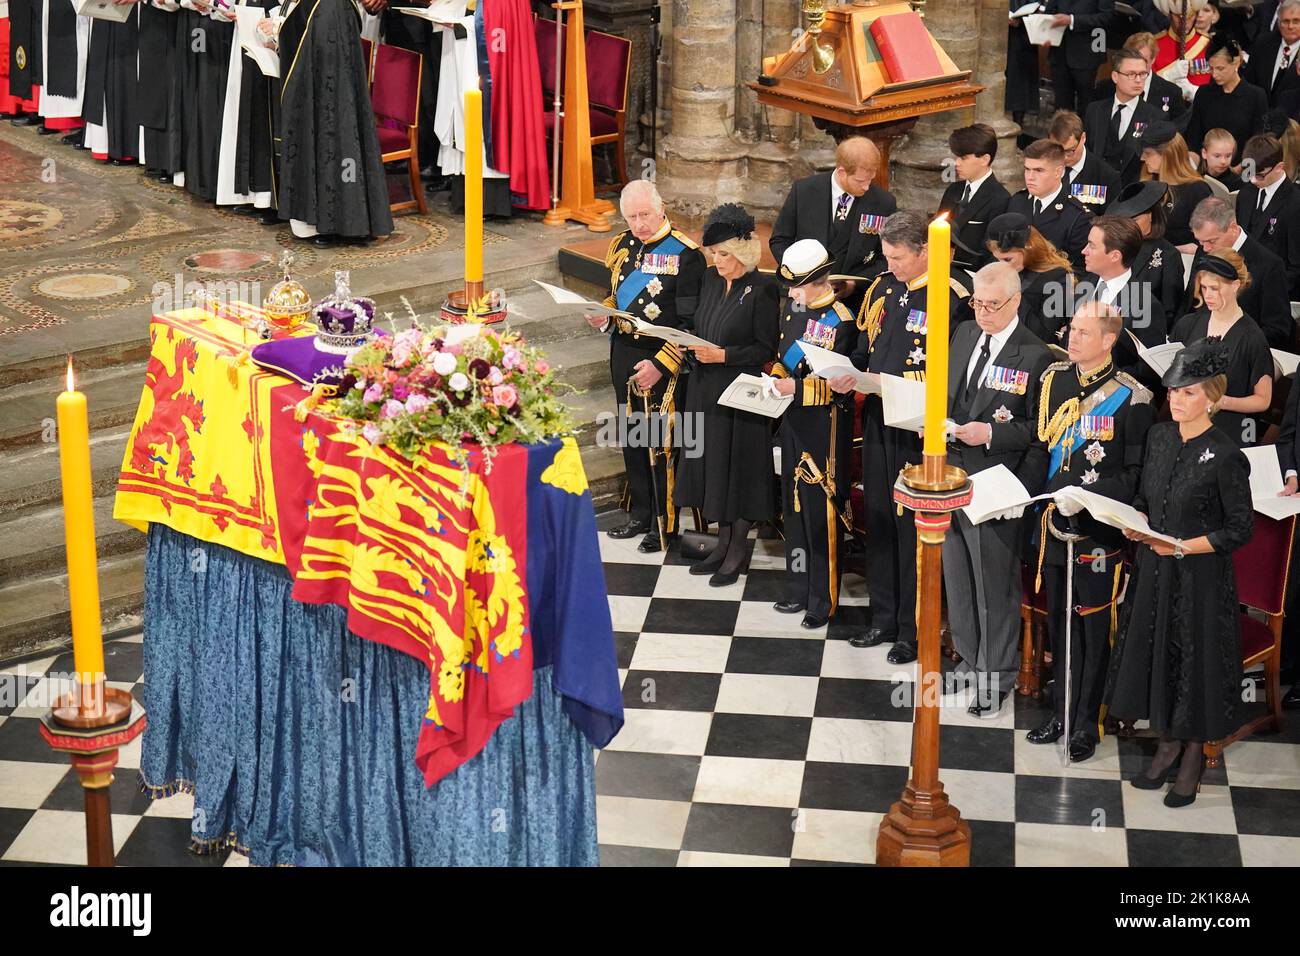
[371,43,427,216]
[1019,563,1049,698]
[534,14,565,104]
[585,29,632,190]
[1206,514,1295,767]
[360,37,375,86]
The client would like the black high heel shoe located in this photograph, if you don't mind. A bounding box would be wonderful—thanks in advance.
[1163,748,1205,808]
[1131,739,1183,790]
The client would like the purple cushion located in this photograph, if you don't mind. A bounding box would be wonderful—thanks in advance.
[250,336,352,389]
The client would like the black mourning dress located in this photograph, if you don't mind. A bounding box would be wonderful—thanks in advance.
[1183,78,1269,161]
[1019,266,1071,345]
[1105,422,1253,741]
[1170,312,1272,447]
[1161,179,1214,248]
[674,268,780,523]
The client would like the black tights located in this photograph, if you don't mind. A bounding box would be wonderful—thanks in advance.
[697,519,752,575]
[1143,735,1205,795]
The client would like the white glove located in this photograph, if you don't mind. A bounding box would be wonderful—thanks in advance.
[760,373,782,401]
[1055,492,1084,518]
[988,504,1027,521]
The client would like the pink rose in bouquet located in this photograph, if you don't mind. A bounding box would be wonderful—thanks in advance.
[381,399,405,419]
[363,382,385,404]
[491,384,518,409]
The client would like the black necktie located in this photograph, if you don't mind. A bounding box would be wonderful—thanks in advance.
[961,182,972,206]
[1109,102,1124,149]
[1032,197,1042,219]
[964,334,992,405]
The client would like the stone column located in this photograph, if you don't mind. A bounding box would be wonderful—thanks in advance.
[657,0,750,221]
[976,0,1024,190]
[738,0,804,220]
[888,0,980,210]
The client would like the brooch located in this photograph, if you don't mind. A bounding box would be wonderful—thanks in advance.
[1081,468,1100,485]
[907,345,926,365]
[739,285,752,303]
[1150,247,1163,270]
[646,276,664,298]
[993,405,1013,424]
[1199,447,1215,464]
[1084,440,1105,465]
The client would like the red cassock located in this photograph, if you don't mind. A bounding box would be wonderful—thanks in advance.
[484,0,550,211]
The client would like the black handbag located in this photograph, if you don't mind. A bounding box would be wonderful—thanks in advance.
[678,529,717,561]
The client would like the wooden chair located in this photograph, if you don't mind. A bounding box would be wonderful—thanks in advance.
[360,37,375,86]
[371,43,427,216]
[1205,513,1295,767]
[1018,563,1049,698]
[584,29,632,190]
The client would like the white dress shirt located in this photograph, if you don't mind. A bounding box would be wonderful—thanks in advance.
[1111,96,1138,140]
[962,169,994,203]
[964,315,1021,391]
[1255,173,1285,213]
[1067,147,1088,184]
[830,174,850,222]
[1096,268,1132,306]
[1275,40,1300,87]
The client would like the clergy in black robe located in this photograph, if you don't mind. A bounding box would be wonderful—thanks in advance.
[675,205,780,585]
[175,4,233,200]
[138,1,181,178]
[43,0,81,102]
[83,2,141,161]
[6,0,40,110]
[1105,339,1253,805]
[273,0,394,239]
[1006,1,1042,120]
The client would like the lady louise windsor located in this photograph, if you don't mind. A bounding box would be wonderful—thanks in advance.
[1105,338,1253,807]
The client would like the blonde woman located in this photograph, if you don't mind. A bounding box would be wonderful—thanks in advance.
[676,204,780,586]
[1106,337,1253,808]
[1136,121,1214,251]
[1171,251,1272,447]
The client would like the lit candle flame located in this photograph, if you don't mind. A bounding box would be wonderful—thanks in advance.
[932,211,950,225]
[66,356,75,393]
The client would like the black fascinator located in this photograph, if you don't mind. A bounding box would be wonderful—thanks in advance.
[701,203,756,247]
[1162,336,1232,389]
[985,212,1031,252]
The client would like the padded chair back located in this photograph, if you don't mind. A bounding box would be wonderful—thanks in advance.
[371,43,422,130]
[535,14,565,98]
[360,37,375,85]
[585,29,630,114]
[1233,514,1296,616]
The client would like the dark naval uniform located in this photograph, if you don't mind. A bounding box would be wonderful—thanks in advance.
[848,271,971,651]
[1033,357,1154,751]
[601,219,706,534]
[771,291,857,622]
[1005,185,1092,274]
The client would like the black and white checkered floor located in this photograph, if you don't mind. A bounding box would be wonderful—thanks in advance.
[2,520,1299,867]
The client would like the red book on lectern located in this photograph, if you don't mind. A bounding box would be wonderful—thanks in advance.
[869,12,944,83]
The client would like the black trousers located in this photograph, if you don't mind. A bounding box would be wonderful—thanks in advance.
[1050,53,1099,115]
[862,399,920,643]
[780,403,850,619]
[1042,548,1122,743]
[610,336,676,529]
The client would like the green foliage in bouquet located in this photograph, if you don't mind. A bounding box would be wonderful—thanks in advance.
[329,314,576,470]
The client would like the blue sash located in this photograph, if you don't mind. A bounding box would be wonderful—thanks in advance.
[615,235,687,313]
[782,305,842,370]
[1047,384,1130,480]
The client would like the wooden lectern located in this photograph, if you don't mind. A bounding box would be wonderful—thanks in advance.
[749,0,981,189]
[543,1,615,232]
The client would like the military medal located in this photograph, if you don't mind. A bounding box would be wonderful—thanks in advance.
[904,309,928,333]
[859,214,886,235]
[899,291,910,307]
[987,365,1029,394]
[1084,440,1105,465]
[907,345,925,366]
[993,405,1013,424]
[643,253,680,275]
[1079,414,1115,441]
[1131,121,1147,139]
[1070,183,1107,206]
[803,319,838,348]
[1081,468,1100,485]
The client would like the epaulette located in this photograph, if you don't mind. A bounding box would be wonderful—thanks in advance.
[948,277,970,299]
[831,301,855,323]
[1115,370,1153,405]
[670,228,699,250]
[1040,360,1071,383]
[604,230,631,269]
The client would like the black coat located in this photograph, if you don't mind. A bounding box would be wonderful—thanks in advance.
[1236,177,1300,299]
[1183,79,1270,162]
[1094,72,1190,124]
[1006,3,1042,114]
[1006,185,1093,273]
[278,0,394,237]
[1242,32,1300,112]
[1182,237,1293,349]
[1083,95,1162,187]
[1105,422,1252,740]
[1077,272,1167,391]
[1131,236,1184,331]
[937,175,1012,270]
[1163,179,1213,247]
[769,173,897,285]
[1044,0,1115,70]
[947,319,1053,489]
[1018,266,1073,345]
[675,269,780,522]
[1065,149,1121,213]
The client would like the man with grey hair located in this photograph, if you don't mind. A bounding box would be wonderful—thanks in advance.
[828,210,971,663]
[586,179,705,551]
[942,261,1053,716]
[1243,0,1300,111]
[1187,195,1291,347]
